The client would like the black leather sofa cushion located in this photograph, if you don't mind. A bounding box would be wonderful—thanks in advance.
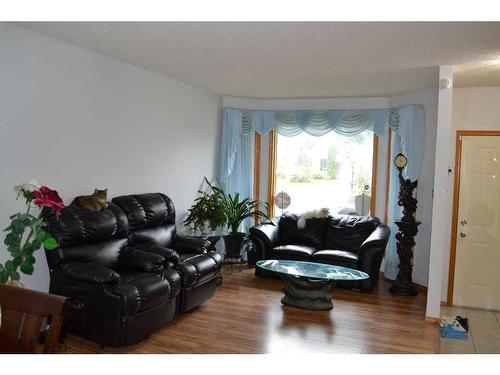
[323,214,380,252]
[128,225,176,248]
[271,245,315,260]
[278,213,327,249]
[112,193,176,247]
[43,204,128,248]
[311,249,359,268]
[111,193,175,230]
[51,238,130,269]
[111,270,179,315]
[42,204,129,269]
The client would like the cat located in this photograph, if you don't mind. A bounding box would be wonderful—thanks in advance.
[297,207,330,229]
[70,189,108,212]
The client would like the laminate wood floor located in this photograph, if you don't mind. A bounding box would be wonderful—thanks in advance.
[60,269,439,354]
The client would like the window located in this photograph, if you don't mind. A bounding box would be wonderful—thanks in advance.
[272,130,376,215]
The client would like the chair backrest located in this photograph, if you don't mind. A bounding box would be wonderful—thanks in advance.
[43,203,129,269]
[112,193,177,247]
[0,285,68,353]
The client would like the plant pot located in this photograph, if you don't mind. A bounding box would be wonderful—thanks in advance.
[223,232,246,259]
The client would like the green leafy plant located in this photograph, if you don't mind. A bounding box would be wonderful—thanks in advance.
[183,179,226,232]
[210,185,272,234]
[0,181,63,284]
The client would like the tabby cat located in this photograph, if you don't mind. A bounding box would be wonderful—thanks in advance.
[70,189,108,212]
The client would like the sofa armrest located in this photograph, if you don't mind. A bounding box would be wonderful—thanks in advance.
[360,225,390,251]
[130,243,179,265]
[172,234,211,254]
[357,225,390,289]
[118,247,165,272]
[249,220,280,260]
[59,261,121,285]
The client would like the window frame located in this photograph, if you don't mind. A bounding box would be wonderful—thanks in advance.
[261,130,379,218]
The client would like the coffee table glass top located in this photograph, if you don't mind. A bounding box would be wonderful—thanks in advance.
[256,260,369,281]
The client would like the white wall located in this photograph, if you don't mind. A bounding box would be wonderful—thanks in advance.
[389,88,439,287]
[439,87,500,301]
[0,24,221,291]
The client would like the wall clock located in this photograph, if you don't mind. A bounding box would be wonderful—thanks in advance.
[394,153,407,170]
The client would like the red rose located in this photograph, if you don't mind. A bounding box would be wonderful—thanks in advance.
[33,186,65,216]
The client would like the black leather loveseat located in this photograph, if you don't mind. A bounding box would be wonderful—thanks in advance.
[249,213,390,291]
[43,193,221,347]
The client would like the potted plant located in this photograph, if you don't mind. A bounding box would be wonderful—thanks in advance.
[210,185,272,258]
[183,183,226,235]
[0,180,64,285]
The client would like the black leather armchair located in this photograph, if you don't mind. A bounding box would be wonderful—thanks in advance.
[43,204,180,347]
[250,213,390,291]
[112,193,222,312]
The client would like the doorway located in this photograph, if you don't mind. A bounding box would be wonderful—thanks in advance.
[448,131,500,310]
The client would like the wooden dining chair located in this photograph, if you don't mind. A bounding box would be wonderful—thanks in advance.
[0,284,68,353]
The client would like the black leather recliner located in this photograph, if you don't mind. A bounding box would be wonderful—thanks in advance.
[249,213,390,291]
[111,193,222,313]
[43,193,222,347]
[43,203,181,347]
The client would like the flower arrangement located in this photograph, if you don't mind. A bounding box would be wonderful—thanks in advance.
[0,180,64,284]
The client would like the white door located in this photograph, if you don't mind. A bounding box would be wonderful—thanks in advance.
[453,135,500,310]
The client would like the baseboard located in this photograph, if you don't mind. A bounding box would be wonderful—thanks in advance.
[424,316,439,325]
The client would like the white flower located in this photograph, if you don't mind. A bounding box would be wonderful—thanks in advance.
[14,180,42,195]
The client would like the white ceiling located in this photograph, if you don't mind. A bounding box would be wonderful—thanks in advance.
[17,22,500,98]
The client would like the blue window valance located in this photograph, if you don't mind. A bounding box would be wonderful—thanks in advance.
[234,108,391,137]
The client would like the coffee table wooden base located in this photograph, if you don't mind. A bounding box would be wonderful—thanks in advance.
[281,274,335,310]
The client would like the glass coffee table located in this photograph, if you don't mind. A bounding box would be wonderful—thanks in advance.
[256,260,369,310]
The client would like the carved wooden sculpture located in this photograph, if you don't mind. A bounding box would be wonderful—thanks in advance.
[389,153,421,296]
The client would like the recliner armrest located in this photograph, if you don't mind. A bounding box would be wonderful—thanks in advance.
[130,243,179,264]
[118,247,165,272]
[360,225,390,251]
[59,261,121,284]
[172,234,211,254]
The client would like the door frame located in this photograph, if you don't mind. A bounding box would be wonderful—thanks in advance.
[446,130,500,305]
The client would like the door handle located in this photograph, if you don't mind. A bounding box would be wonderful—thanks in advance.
[460,232,467,238]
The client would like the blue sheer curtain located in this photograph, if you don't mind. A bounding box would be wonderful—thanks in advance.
[384,105,426,280]
[218,108,254,232]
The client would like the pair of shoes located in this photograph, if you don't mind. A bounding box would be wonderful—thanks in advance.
[455,316,469,332]
[440,324,468,340]
[440,315,469,333]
